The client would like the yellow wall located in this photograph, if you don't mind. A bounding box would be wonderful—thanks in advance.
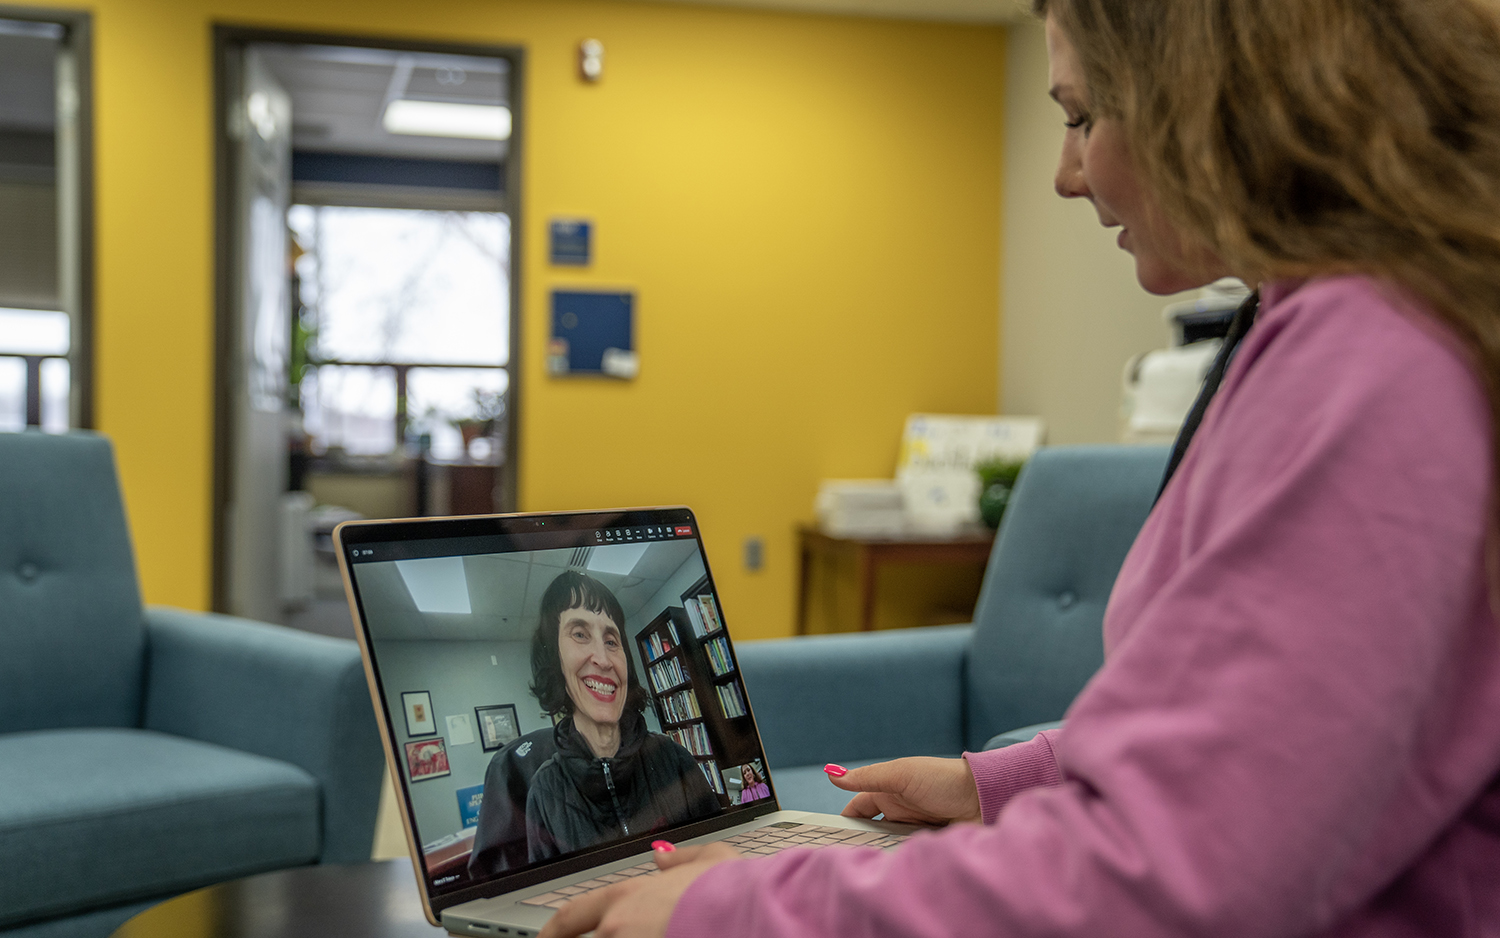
[57,0,1005,638]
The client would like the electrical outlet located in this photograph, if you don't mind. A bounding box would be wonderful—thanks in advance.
[743,536,764,572]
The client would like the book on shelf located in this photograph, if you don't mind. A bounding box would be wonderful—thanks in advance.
[697,594,723,634]
[658,687,703,724]
[705,635,734,677]
[716,680,748,719]
[667,722,714,757]
[683,598,705,637]
[699,759,725,794]
[648,657,687,693]
[642,630,676,664]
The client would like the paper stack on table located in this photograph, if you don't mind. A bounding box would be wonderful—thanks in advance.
[814,479,906,537]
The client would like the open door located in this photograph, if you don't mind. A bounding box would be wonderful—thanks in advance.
[221,48,292,623]
[214,28,522,627]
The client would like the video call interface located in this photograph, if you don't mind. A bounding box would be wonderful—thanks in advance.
[347,521,772,896]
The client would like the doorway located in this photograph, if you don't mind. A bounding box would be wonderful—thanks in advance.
[213,27,523,628]
[0,7,93,433]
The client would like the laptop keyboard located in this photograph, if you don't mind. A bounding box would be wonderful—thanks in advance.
[518,822,909,909]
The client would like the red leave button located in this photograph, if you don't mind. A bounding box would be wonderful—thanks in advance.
[674,525,693,536]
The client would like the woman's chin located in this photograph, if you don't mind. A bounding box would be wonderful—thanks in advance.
[575,705,623,730]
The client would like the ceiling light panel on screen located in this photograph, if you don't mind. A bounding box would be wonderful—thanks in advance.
[396,557,473,614]
[383,100,511,140]
[586,543,650,577]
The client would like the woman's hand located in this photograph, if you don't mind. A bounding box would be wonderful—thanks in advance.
[826,757,983,826]
[537,842,741,938]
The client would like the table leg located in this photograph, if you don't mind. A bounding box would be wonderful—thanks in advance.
[858,546,876,631]
[795,532,812,635]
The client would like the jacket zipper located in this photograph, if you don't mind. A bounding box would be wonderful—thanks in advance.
[601,761,630,836]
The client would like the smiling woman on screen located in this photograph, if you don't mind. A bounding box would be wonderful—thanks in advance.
[522,571,720,862]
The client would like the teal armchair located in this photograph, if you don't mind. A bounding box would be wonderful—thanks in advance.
[737,445,1169,815]
[0,432,384,937]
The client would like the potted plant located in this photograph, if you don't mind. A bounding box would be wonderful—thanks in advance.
[453,389,506,454]
[975,457,1027,529]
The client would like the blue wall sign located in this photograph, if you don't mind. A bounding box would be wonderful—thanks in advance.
[549,219,592,266]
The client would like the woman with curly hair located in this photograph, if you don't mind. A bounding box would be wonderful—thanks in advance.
[542,1,1500,935]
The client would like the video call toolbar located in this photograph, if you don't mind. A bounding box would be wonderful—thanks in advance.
[595,524,694,542]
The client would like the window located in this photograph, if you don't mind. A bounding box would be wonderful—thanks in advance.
[0,307,69,431]
[0,15,92,432]
[288,204,509,462]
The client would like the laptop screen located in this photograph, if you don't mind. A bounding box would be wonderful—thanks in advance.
[338,508,776,905]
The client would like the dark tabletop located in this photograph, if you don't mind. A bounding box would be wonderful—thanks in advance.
[112,859,447,938]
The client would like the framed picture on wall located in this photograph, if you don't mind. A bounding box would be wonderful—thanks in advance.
[402,691,437,737]
[475,704,520,752]
[404,738,450,781]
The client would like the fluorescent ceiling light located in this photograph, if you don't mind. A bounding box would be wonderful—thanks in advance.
[587,543,650,577]
[383,100,511,140]
[0,308,69,356]
[396,557,472,614]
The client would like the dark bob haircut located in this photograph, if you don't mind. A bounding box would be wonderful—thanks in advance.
[529,570,648,718]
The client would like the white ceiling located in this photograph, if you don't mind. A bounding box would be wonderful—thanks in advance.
[638,0,1030,23]
[359,539,703,643]
[255,43,509,162]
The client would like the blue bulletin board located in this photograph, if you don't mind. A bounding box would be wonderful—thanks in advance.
[548,290,637,378]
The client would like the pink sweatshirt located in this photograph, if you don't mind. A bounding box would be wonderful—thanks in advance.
[668,276,1500,937]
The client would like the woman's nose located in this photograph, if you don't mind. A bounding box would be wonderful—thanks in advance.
[1055,158,1088,199]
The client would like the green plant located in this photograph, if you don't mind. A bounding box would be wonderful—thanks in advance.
[975,457,1027,529]
[450,389,507,435]
[976,457,1026,490]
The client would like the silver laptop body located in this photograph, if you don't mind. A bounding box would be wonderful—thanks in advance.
[336,507,912,935]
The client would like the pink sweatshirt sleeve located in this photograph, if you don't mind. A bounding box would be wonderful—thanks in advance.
[665,278,1500,938]
[963,729,1063,823]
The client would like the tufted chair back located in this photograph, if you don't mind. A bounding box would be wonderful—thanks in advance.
[0,431,145,732]
[963,444,1169,750]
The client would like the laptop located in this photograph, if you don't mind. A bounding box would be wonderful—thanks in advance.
[336,506,915,935]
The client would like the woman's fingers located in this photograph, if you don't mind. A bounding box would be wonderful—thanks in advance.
[541,844,742,938]
[825,757,983,825]
[839,791,885,819]
[826,761,909,795]
[538,881,629,938]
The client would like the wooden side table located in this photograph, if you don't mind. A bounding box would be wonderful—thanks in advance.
[795,525,996,634]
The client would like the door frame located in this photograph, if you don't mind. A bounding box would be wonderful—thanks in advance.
[0,4,95,429]
[211,24,525,611]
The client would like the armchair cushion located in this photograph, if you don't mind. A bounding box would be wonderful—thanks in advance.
[0,729,319,929]
[735,625,971,772]
[0,433,143,734]
[964,445,1168,749]
[141,607,384,864]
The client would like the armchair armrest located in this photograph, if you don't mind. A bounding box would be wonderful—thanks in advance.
[735,624,972,769]
[140,607,384,863]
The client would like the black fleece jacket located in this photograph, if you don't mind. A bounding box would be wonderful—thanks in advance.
[525,710,722,862]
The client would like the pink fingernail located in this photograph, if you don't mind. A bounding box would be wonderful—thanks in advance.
[652,840,676,852]
[823,764,847,777]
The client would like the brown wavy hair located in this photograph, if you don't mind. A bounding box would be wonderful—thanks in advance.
[1036,0,1500,591]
